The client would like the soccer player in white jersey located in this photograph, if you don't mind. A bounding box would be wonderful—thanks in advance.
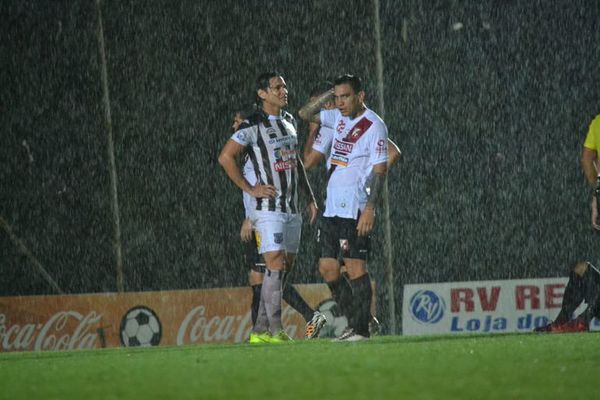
[302,81,401,337]
[299,74,389,341]
[231,108,327,340]
[219,72,318,343]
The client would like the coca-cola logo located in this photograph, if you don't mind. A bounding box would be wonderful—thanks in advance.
[0,311,102,352]
[177,305,300,345]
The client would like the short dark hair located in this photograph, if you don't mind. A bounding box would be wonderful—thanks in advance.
[255,71,281,105]
[333,74,362,93]
[309,81,333,98]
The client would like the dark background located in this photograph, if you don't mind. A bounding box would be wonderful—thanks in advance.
[2,0,599,332]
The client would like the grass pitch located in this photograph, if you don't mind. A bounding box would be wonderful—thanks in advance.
[1,333,598,400]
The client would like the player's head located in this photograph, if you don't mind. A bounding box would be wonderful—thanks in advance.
[255,71,288,112]
[333,74,365,117]
[309,81,335,110]
[231,105,255,132]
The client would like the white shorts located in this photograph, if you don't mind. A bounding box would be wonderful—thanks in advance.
[251,211,302,254]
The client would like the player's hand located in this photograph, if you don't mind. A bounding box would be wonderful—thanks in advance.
[592,196,600,231]
[357,206,375,237]
[240,218,253,242]
[249,184,276,199]
[306,201,318,225]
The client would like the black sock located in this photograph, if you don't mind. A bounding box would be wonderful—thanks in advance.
[348,274,372,337]
[554,271,584,324]
[282,284,314,322]
[581,265,600,322]
[327,275,353,318]
[251,284,262,326]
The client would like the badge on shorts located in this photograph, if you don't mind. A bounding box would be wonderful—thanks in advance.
[274,232,283,244]
[339,239,349,251]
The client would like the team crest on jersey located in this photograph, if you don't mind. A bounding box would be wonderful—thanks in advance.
[274,232,283,244]
[236,131,247,141]
[336,120,346,134]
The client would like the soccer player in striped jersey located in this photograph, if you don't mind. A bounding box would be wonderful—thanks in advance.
[302,82,401,337]
[299,74,390,341]
[231,107,327,340]
[219,72,319,343]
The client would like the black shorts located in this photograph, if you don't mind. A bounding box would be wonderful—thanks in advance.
[317,216,370,261]
[243,234,266,273]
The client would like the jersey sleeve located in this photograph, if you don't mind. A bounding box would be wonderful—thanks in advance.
[319,109,337,130]
[312,125,334,155]
[584,115,600,152]
[368,121,389,166]
[231,125,255,147]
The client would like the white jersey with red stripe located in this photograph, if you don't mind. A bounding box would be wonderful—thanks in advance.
[315,107,388,219]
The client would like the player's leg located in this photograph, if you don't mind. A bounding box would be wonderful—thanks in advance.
[318,217,353,324]
[245,233,265,327]
[578,262,600,324]
[333,216,372,341]
[253,211,290,337]
[535,261,588,333]
[278,215,316,324]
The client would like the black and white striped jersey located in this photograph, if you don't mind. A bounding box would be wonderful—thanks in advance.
[232,110,300,214]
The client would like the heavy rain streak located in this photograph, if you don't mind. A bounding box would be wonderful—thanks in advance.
[1,0,599,335]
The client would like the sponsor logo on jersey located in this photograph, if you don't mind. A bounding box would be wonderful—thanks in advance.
[268,136,296,145]
[409,290,446,324]
[266,128,278,138]
[333,140,354,154]
[273,159,297,172]
[376,139,387,156]
[315,132,322,145]
[274,148,296,160]
[331,154,348,167]
[236,131,247,141]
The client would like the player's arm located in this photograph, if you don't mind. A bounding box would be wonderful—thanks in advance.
[297,156,318,224]
[303,122,324,170]
[298,90,333,123]
[581,145,600,230]
[218,139,276,198]
[387,138,402,169]
[357,162,387,237]
[581,147,598,187]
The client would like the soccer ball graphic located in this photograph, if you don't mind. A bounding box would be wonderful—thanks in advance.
[120,306,162,347]
[316,299,348,338]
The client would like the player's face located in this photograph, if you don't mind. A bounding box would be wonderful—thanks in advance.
[334,83,364,117]
[261,76,288,109]
[231,112,244,132]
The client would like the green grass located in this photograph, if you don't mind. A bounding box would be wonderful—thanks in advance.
[1,333,598,400]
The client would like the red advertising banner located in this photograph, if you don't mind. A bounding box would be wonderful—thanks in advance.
[0,284,336,352]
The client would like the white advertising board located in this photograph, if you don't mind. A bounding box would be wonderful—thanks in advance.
[402,278,599,335]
